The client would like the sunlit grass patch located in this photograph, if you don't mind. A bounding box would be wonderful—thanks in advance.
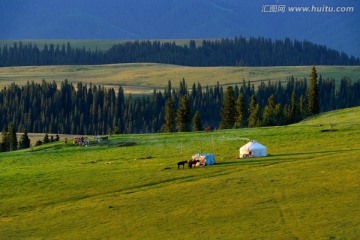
[0,107,359,239]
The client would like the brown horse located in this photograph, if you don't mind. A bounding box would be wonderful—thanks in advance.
[188,160,200,169]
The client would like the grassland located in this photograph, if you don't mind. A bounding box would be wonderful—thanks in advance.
[1,64,359,93]
[0,39,198,51]
[1,107,359,239]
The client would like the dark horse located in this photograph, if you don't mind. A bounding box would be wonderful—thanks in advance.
[188,160,200,169]
[177,161,188,169]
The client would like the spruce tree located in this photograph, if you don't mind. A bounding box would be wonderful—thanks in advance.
[192,111,202,132]
[274,103,285,125]
[9,124,18,151]
[249,94,257,114]
[289,91,297,123]
[308,66,320,115]
[262,95,276,126]
[248,104,261,128]
[220,86,236,129]
[115,86,125,133]
[163,98,176,133]
[1,126,10,152]
[43,133,50,144]
[248,94,259,127]
[235,93,247,128]
[19,129,31,149]
[176,96,191,132]
[299,95,308,118]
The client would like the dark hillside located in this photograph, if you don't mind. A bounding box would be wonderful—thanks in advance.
[1,38,359,67]
[1,0,359,57]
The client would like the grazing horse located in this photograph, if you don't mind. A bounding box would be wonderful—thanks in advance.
[177,161,188,169]
[188,160,200,169]
[188,160,193,169]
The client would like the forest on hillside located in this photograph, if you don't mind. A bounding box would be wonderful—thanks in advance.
[0,67,359,137]
[0,37,359,67]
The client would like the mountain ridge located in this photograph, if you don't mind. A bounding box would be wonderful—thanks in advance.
[1,0,359,57]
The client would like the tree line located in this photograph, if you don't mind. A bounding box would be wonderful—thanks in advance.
[0,126,60,152]
[0,37,359,67]
[1,66,359,151]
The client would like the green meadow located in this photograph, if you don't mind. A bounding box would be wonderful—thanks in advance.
[0,39,197,52]
[0,63,359,93]
[0,40,122,51]
[1,107,359,239]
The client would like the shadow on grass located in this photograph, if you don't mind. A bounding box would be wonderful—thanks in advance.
[215,148,360,167]
[273,148,360,157]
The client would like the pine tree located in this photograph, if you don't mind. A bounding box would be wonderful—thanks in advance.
[163,98,176,133]
[220,86,236,129]
[248,104,261,128]
[1,126,10,152]
[9,124,18,151]
[192,111,202,132]
[178,78,187,98]
[262,95,276,126]
[115,86,125,133]
[249,94,257,114]
[234,93,247,128]
[299,95,308,118]
[308,66,320,115]
[289,91,297,123]
[176,96,191,132]
[43,133,50,144]
[248,94,260,127]
[19,129,31,149]
[274,103,285,125]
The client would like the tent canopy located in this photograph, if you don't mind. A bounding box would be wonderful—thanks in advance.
[239,140,267,158]
[192,153,216,166]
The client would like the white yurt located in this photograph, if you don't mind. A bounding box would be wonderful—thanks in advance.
[239,140,267,158]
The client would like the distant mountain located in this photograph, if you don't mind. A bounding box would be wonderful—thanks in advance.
[1,0,359,57]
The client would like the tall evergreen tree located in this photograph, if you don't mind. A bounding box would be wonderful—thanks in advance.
[299,95,308,118]
[192,111,203,132]
[115,86,125,133]
[248,104,261,128]
[19,129,31,149]
[274,103,285,125]
[249,94,257,114]
[248,94,259,128]
[8,124,18,151]
[235,93,247,128]
[176,96,191,132]
[262,95,276,126]
[163,98,176,133]
[43,133,50,144]
[220,86,236,129]
[308,66,320,115]
[1,126,10,152]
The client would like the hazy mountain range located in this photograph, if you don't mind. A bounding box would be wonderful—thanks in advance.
[1,0,359,57]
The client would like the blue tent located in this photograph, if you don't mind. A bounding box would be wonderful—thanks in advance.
[192,154,216,166]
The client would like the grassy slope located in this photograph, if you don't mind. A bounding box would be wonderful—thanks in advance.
[1,64,359,93]
[0,40,121,51]
[0,107,359,239]
[0,39,196,51]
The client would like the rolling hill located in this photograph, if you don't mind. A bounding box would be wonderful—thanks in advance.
[1,0,359,57]
[0,107,359,239]
[0,63,359,93]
